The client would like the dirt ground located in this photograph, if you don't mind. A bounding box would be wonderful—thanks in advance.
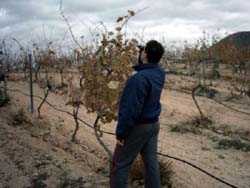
[0,79,250,188]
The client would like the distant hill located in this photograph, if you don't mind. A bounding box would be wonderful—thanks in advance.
[213,31,250,50]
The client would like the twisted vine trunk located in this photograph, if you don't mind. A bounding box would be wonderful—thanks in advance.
[71,105,80,142]
[94,115,112,159]
[79,76,84,89]
[3,76,8,99]
[34,64,41,82]
[60,69,64,87]
[37,89,49,119]
[192,84,204,119]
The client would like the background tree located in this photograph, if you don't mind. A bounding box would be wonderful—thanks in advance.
[212,34,250,97]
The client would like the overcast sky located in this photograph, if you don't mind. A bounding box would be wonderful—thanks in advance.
[0,0,250,47]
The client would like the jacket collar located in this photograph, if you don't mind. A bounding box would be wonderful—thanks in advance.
[133,62,158,72]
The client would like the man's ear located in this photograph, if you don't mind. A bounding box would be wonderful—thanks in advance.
[141,51,147,63]
[142,52,148,63]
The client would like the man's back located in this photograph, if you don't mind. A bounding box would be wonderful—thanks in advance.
[116,62,165,140]
[132,63,165,124]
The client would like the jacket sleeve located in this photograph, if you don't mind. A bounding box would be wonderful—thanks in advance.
[116,74,149,140]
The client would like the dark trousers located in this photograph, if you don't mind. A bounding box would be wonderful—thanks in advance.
[110,121,160,188]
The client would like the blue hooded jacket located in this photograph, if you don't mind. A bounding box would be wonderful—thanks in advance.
[116,63,165,140]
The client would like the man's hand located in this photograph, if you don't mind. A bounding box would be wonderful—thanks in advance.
[117,139,125,146]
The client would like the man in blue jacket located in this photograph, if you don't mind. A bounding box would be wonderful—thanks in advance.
[110,40,165,188]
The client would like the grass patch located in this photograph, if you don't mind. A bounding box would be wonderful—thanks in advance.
[31,172,48,188]
[59,177,85,188]
[211,125,250,142]
[170,125,194,134]
[169,116,212,135]
[0,90,9,107]
[195,86,218,99]
[208,135,219,142]
[217,138,250,152]
[58,171,86,188]
[159,160,174,188]
[191,116,212,128]
[34,161,49,169]
[129,155,174,187]
[12,108,30,126]
[218,154,225,159]
[170,124,201,134]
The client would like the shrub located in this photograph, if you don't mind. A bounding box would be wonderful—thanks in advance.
[0,90,9,107]
[59,177,85,188]
[170,124,200,134]
[170,116,212,135]
[30,172,48,188]
[129,155,174,187]
[217,138,250,152]
[159,160,174,187]
[12,108,30,126]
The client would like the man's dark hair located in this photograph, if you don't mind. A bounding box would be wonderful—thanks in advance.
[145,40,164,63]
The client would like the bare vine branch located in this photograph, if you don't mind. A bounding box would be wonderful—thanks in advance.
[59,0,85,54]
[120,7,149,30]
